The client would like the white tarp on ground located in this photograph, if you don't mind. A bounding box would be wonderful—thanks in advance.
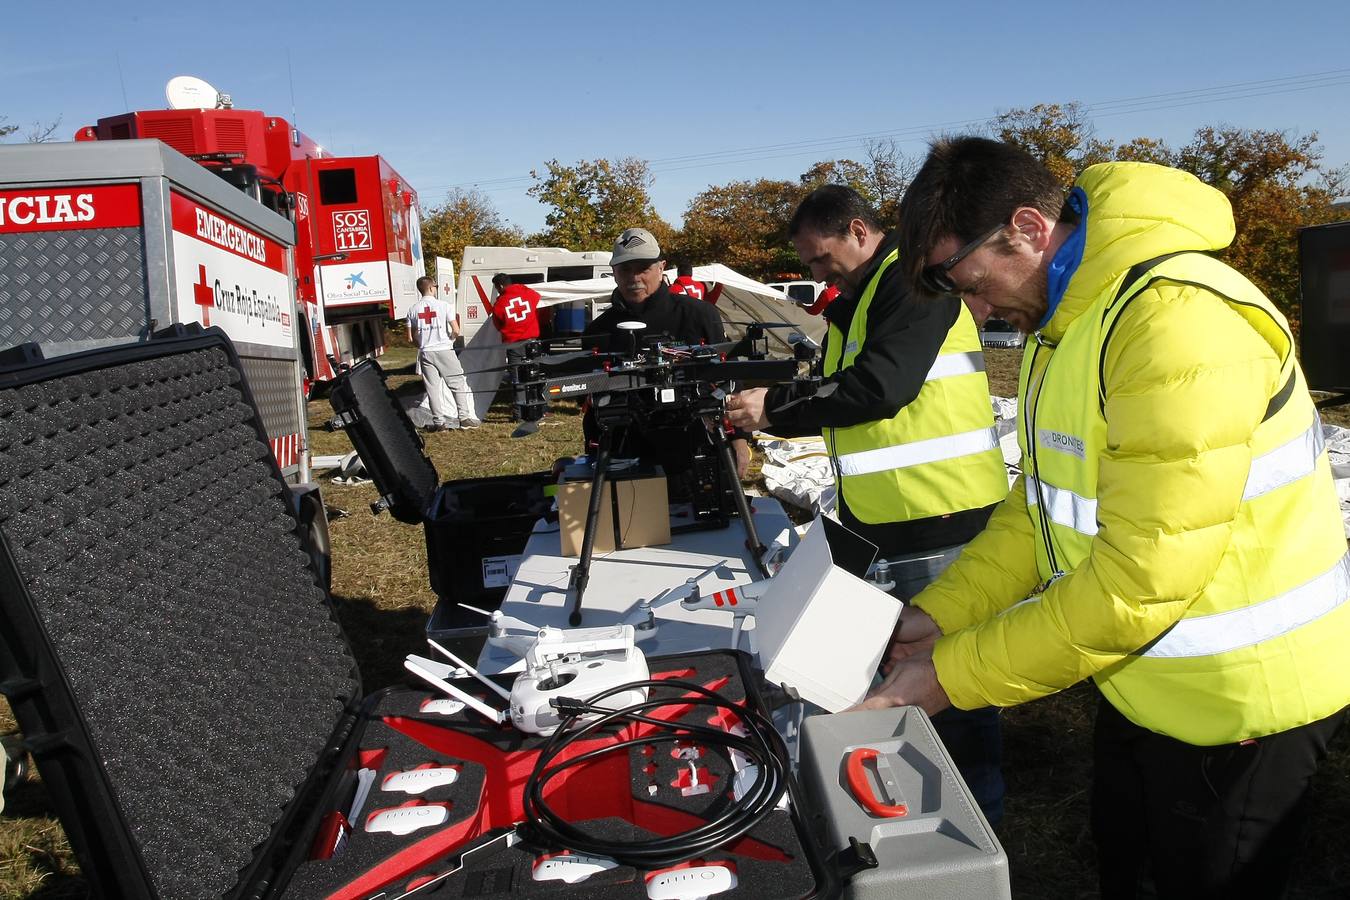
[1325,423,1350,536]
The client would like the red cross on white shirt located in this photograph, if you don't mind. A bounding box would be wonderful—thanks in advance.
[417,307,438,326]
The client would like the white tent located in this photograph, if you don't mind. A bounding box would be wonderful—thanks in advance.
[529,264,782,305]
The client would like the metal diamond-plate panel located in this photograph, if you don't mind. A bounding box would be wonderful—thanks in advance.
[240,355,301,440]
[0,228,149,350]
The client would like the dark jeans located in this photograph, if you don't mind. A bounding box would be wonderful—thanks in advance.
[888,543,1005,826]
[1092,696,1346,899]
[505,347,540,422]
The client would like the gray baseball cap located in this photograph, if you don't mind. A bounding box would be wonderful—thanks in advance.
[610,227,662,266]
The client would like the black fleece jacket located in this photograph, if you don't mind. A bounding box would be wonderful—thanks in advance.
[586,282,726,344]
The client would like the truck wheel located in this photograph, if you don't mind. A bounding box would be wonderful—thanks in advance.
[291,484,332,596]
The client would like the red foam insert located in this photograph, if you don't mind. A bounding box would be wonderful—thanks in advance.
[320,679,784,900]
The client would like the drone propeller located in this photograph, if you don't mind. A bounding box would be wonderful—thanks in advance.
[497,334,589,353]
[721,321,801,329]
[459,348,620,378]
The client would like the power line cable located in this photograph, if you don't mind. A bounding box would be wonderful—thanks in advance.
[419,68,1350,198]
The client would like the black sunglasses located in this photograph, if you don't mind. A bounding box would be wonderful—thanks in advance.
[919,223,1006,295]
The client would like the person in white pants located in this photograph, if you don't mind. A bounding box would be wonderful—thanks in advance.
[406,276,479,431]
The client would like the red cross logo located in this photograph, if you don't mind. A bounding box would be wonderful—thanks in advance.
[505,296,531,323]
[192,264,215,326]
[417,307,438,326]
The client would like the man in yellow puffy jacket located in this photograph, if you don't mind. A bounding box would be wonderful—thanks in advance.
[872,136,1349,899]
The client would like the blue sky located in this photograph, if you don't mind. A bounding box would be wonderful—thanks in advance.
[5,0,1349,237]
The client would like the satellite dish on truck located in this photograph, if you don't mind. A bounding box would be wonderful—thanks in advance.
[165,75,221,110]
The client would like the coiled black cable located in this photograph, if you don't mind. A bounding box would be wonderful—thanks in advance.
[519,678,789,869]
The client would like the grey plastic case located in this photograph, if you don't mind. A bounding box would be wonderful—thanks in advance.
[797,707,1011,900]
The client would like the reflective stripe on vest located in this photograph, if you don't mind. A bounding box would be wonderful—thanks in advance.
[820,247,1007,523]
[926,350,986,380]
[1243,416,1326,501]
[1025,474,1099,537]
[1031,414,1327,538]
[1141,550,1350,658]
[836,426,999,477]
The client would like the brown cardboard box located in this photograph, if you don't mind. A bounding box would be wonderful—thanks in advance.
[558,473,671,556]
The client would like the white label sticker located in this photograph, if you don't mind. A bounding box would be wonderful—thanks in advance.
[1037,428,1087,460]
[481,554,523,589]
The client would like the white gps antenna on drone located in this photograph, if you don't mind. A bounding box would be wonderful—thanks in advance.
[165,75,231,110]
[617,320,646,356]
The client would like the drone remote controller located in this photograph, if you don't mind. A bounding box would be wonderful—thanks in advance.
[509,624,650,735]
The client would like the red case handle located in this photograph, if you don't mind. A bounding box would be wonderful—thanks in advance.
[845,748,908,818]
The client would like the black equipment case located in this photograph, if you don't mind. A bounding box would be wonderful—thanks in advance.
[327,360,554,637]
[0,330,825,899]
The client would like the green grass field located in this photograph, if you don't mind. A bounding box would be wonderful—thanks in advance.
[0,346,1345,898]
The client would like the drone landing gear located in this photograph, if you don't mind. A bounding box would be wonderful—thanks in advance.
[567,428,613,626]
[710,424,769,579]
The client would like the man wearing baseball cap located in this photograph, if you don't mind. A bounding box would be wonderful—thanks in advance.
[584,226,751,480]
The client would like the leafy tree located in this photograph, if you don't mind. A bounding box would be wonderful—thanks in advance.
[1111,136,1177,167]
[1175,126,1347,323]
[681,178,803,277]
[800,139,915,223]
[800,158,871,197]
[527,157,672,250]
[991,102,1349,326]
[992,102,1098,186]
[682,141,919,280]
[420,187,523,274]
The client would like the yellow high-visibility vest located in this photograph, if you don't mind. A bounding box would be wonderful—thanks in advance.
[1021,251,1349,743]
[822,248,1008,524]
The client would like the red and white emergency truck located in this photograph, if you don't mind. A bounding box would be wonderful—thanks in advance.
[75,99,424,397]
[0,139,312,474]
[0,138,335,587]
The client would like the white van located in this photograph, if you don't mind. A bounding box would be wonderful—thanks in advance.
[766,280,826,307]
[455,246,612,341]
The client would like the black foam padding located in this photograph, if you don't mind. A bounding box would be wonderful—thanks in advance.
[328,360,439,523]
[0,343,360,899]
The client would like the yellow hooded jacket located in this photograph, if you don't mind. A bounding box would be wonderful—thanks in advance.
[913,162,1350,745]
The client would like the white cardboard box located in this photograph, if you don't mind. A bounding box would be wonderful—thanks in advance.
[754,518,902,711]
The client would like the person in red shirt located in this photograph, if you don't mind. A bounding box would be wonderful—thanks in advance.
[490,273,544,422]
[668,261,706,300]
[489,273,542,342]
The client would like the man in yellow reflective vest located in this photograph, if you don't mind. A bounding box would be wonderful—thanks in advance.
[873,136,1350,898]
[726,185,1010,820]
